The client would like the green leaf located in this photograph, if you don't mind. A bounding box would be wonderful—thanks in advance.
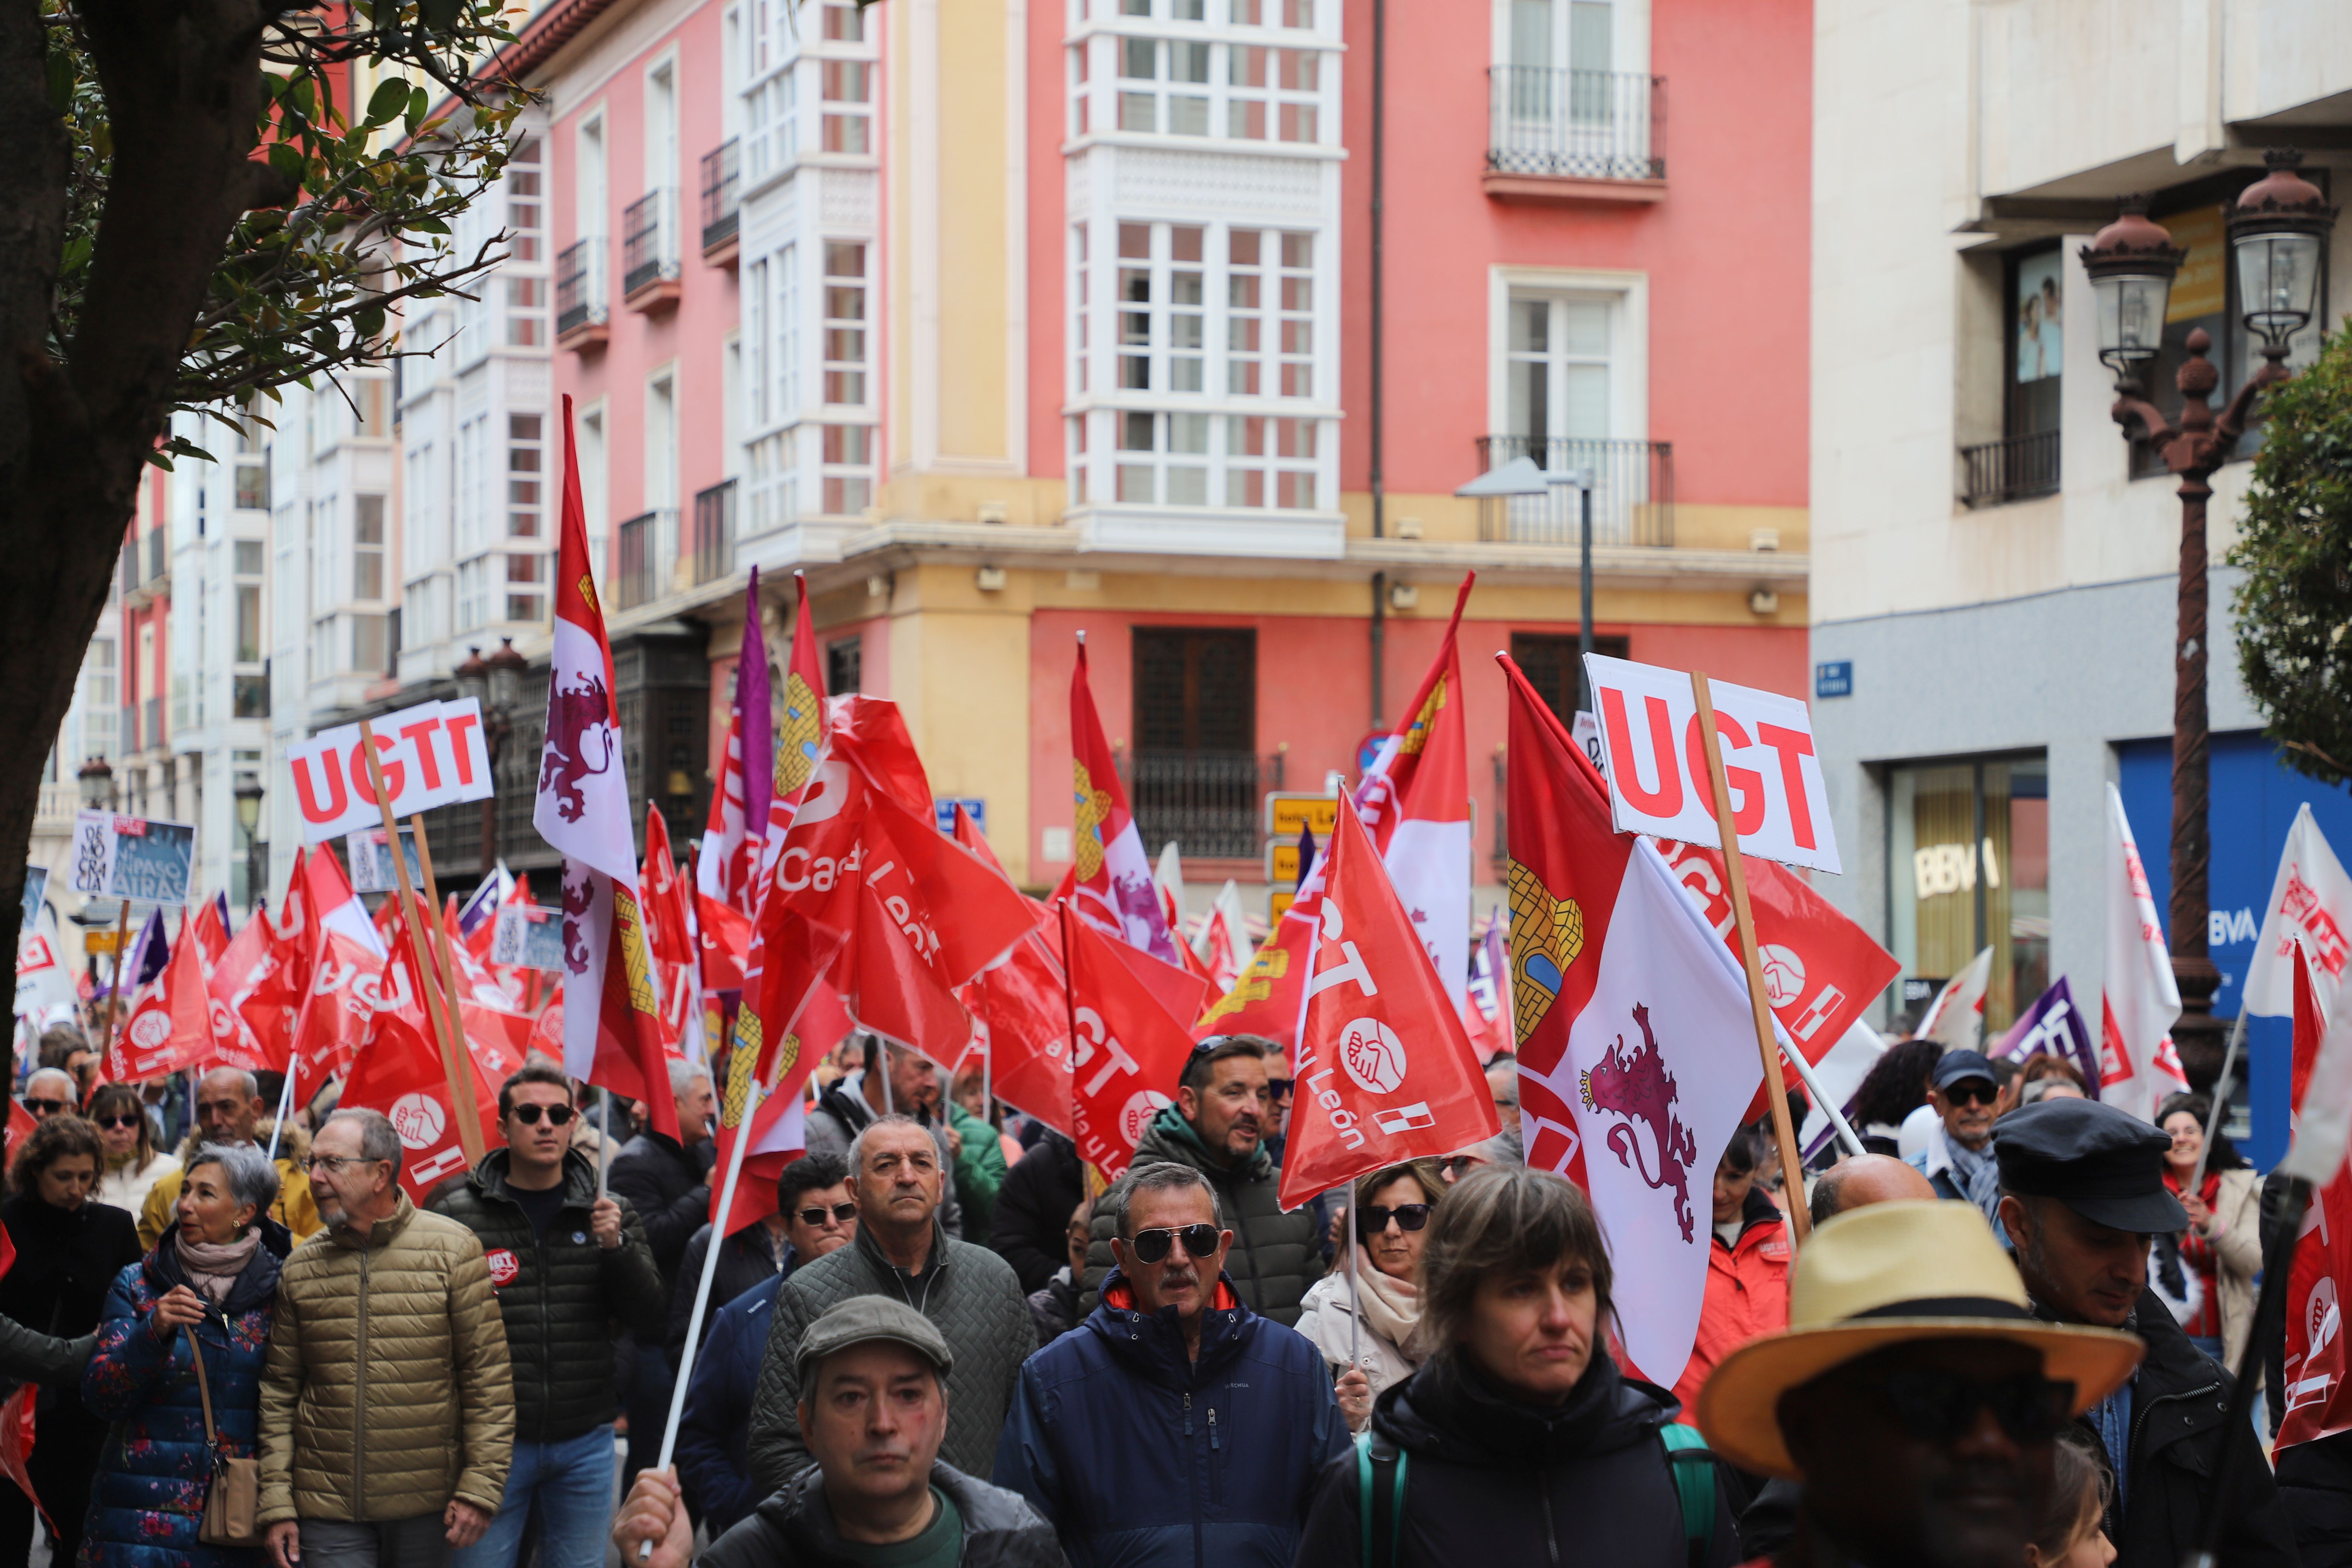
[366,76,412,125]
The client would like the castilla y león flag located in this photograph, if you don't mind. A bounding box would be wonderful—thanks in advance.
[2278,945,2352,1447]
[1279,793,1496,1210]
[953,806,1076,1137]
[1068,637,1182,965]
[1502,653,1764,1390]
[534,394,676,1140]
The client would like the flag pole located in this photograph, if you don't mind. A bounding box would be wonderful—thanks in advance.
[1689,672,1811,1246]
[265,1071,297,1162]
[356,721,487,1166]
[641,1047,766,1562]
[410,820,482,1159]
[94,899,132,1066]
[2190,1009,2248,1193]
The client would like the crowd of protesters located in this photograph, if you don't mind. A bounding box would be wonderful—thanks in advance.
[0,998,2334,1568]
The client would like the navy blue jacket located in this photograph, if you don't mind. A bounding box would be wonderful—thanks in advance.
[993,1266,1349,1568]
[676,1271,786,1536]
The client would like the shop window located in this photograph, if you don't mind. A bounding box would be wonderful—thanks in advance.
[1886,755,2050,1035]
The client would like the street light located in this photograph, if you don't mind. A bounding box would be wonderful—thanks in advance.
[2082,148,2337,1085]
[76,756,114,811]
[233,774,264,914]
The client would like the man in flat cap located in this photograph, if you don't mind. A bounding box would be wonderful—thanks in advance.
[1908,1049,2006,1231]
[613,1297,1065,1568]
[1994,1097,2298,1568]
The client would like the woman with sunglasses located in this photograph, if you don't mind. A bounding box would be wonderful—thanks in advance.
[1294,1159,1444,1432]
[90,1082,179,1220]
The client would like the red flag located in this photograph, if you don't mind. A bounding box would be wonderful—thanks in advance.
[1502,653,1766,1389]
[2281,947,2352,1446]
[109,911,216,1084]
[0,1224,13,1283]
[1280,795,1498,1209]
[643,806,695,966]
[1058,903,1200,1179]
[698,570,775,913]
[534,395,675,1139]
[0,1387,42,1530]
[1655,842,1899,1121]
[190,899,231,968]
[1195,898,1320,1048]
[1067,638,1183,964]
[211,898,300,1072]
[710,1081,808,1237]
[289,926,407,1104]
[954,807,1074,1135]
[340,1003,501,1202]
[695,893,752,995]
[4,1101,32,1155]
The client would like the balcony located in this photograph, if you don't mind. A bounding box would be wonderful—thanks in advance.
[692,479,737,586]
[556,239,609,349]
[1121,751,1286,862]
[1485,69,1665,201]
[1960,430,2060,508]
[622,190,682,309]
[700,141,740,266]
[1473,436,1674,546]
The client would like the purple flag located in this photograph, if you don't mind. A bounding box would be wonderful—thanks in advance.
[1990,975,2100,1100]
[116,909,167,997]
[738,567,774,833]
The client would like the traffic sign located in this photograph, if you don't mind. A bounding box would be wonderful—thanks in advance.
[1271,890,1296,924]
[1265,792,1339,841]
[85,929,124,955]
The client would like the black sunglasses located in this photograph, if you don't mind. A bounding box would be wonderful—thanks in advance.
[1266,1078,1295,1098]
[1128,1223,1221,1264]
[95,1114,143,1131]
[1941,1081,1998,1108]
[796,1202,858,1227]
[1879,1368,2075,1445]
[508,1104,575,1126]
[22,1099,65,1115]
[1358,1203,1431,1236]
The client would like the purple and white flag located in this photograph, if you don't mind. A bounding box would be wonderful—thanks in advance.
[1991,975,2100,1100]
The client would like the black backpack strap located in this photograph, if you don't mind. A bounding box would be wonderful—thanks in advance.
[1355,1431,1407,1568]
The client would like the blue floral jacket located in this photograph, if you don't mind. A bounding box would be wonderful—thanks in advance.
[77,1227,282,1568]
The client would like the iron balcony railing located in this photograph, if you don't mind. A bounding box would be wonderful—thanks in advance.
[1960,430,2061,507]
[1487,67,1664,182]
[622,189,681,297]
[1473,436,1675,547]
[555,239,608,337]
[700,141,740,253]
[692,479,737,586]
[1120,752,1286,862]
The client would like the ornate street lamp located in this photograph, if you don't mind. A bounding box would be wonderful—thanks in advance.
[233,774,264,915]
[76,756,114,812]
[2083,149,2336,1084]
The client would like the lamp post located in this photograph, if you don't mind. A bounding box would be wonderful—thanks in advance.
[2082,149,2337,1086]
[77,755,114,812]
[233,775,264,916]
[456,639,529,875]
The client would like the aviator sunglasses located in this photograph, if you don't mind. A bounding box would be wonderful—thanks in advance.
[508,1103,575,1126]
[1128,1223,1222,1264]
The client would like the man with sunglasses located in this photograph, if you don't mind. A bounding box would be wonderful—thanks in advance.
[429,1063,668,1568]
[1993,1097,2300,1568]
[1906,1049,2006,1232]
[1697,1200,2144,1568]
[998,1161,1349,1568]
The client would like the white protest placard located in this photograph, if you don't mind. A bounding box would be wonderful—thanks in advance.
[67,812,198,905]
[1581,653,1841,874]
[491,903,566,971]
[285,698,494,844]
[345,827,424,895]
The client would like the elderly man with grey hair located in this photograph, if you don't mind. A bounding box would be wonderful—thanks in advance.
[607,1057,716,1490]
[138,1064,323,1249]
[258,1108,513,1568]
[747,1113,1029,1493]
[995,1161,1349,1568]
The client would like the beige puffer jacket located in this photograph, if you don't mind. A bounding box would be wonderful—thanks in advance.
[257,1193,513,1525]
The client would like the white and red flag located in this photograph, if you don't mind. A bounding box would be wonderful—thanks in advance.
[697,569,774,911]
[2277,946,2352,1445]
[534,394,677,1140]
[1192,879,1256,995]
[1058,902,1202,1179]
[1067,636,1182,965]
[1279,794,1498,1208]
[1919,946,1995,1052]
[2099,783,2189,1120]
[2244,803,2352,1018]
[1354,574,1475,1010]
[709,1058,809,1238]
[642,804,702,1063]
[743,573,831,895]
[1501,652,1765,1390]
[953,806,1075,1136]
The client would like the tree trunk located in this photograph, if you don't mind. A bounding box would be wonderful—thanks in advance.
[0,2,274,980]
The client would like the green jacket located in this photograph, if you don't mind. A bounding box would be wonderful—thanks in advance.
[947,1102,1009,1234]
[1081,1108,1324,1326]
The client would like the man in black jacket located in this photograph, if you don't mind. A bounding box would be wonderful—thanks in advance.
[989,1129,1081,1295]
[608,1057,717,1489]
[433,1063,668,1568]
[1994,1097,2299,1568]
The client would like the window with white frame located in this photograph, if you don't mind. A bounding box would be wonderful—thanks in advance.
[647,371,678,510]
[821,59,871,153]
[1505,290,1613,446]
[1085,220,1316,401]
[746,429,794,533]
[819,424,871,515]
[746,69,798,183]
[505,550,545,624]
[1072,34,1332,145]
[353,495,386,601]
[778,243,801,414]
[456,413,487,555]
[579,404,608,585]
[508,414,544,539]
[822,242,867,406]
[747,257,768,429]
[508,135,544,262]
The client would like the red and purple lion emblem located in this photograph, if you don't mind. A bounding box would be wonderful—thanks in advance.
[1578,1002,1700,1242]
[539,674,616,823]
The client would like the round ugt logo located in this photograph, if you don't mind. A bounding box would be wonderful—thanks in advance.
[1340,1018,1407,1095]
[388,1093,446,1151]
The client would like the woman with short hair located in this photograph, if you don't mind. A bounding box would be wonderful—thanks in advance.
[89,1082,180,1220]
[0,1115,142,1567]
[1294,1164,1743,1568]
[80,1143,285,1568]
[1294,1159,1444,1431]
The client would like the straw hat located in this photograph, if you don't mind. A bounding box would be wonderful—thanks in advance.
[1695,1201,2143,1479]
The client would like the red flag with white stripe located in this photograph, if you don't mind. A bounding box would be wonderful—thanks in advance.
[1068,637,1182,965]
[534,395,676,1140]
[954,806,1075,1135]
[1058,902,1200,1179]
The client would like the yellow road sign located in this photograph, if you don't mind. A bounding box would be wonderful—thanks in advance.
[1270,890,1296,924]
[84,929,123,955]
[1265,793,1339,841]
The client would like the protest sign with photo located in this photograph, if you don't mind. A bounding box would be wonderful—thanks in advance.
[68,811,196,905]
[491,903,567,971]
[344,826,424,895]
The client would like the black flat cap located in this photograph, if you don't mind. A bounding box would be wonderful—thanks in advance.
[1992,1098,2188,1234]
[1932,1049,1998,1091]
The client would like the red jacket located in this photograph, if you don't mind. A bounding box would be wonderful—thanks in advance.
[1672,1187,1790,1422]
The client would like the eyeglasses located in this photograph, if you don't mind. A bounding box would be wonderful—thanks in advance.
[1879,1368,2076,1445]
[1266,1078,1295,1099]
[21,1099,65,1115]
[508,1104,575,1127]
[1127,1223,1222,1264]
[796,1202,858,1227]
[1358,1203,1431,1236]
[302,1155,382,1174]
[1941,1081,1998,1108]
[95,1115,143,1131]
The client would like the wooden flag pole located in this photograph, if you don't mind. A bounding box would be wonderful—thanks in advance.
[94,898,132,1066]
[410,819,487,1162]
[356,721,486,1166]
[1689,671,1811,1247]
